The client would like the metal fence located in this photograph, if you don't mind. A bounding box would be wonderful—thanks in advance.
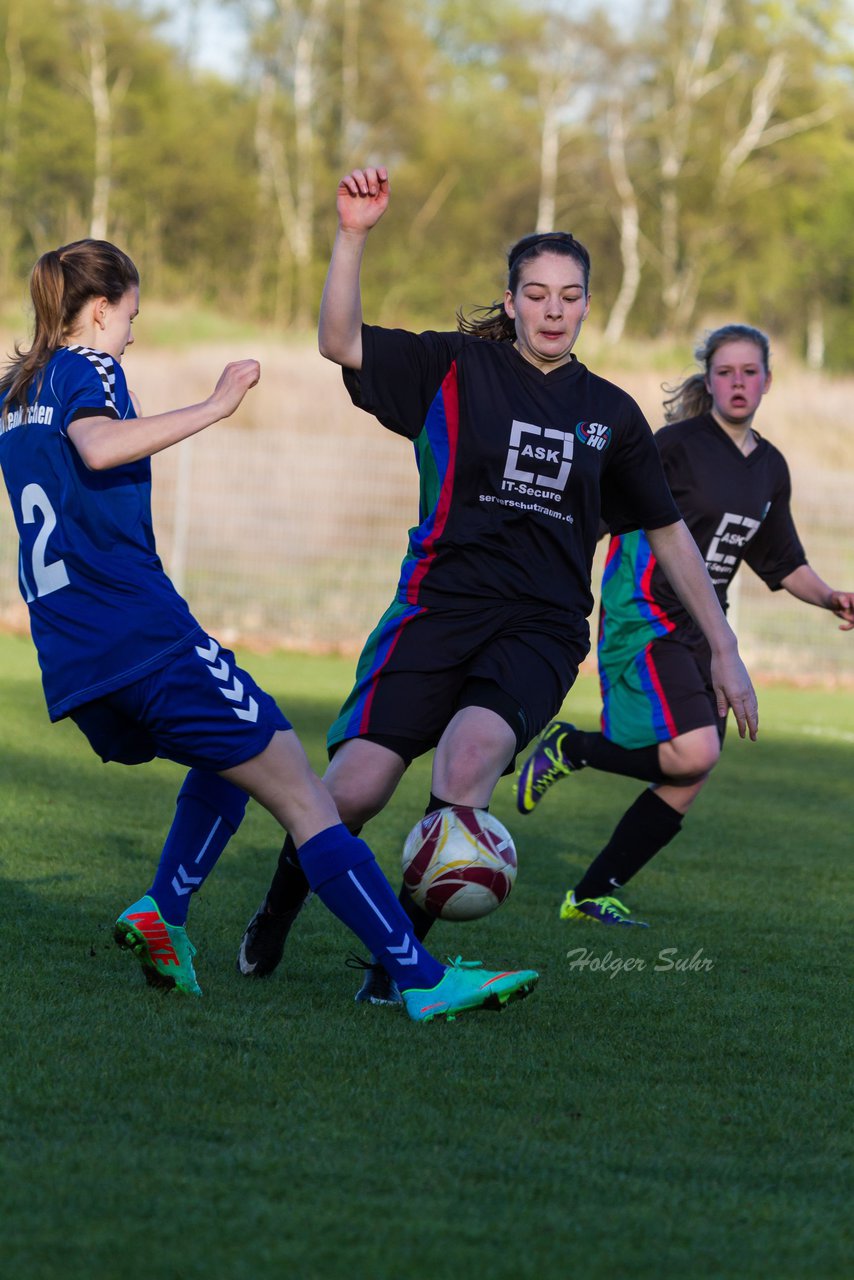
[1,344,851,683]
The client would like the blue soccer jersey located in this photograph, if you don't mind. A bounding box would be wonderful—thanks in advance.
[0,346,202,719]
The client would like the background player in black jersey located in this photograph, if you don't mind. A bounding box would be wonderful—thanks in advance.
[237,168,760,1003]
[516,323,854,926]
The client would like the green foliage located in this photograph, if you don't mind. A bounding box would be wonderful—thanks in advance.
[2,632,852,1279]
[0,0,851,361]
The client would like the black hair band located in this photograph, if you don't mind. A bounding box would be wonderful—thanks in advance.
[508,232,576,271]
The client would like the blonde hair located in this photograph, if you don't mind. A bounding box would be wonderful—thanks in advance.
[663,324,771,422]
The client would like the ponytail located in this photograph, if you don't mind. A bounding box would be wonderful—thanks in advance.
[1,239,138,427]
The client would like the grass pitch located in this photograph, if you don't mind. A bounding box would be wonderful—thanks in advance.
[1,631,851,1280]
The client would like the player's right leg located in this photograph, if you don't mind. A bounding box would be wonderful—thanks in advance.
[237,737,405,979]
[241,599,445,992]
[223,730,538,1023]
[518,637,722,808]
[515,720,580,814]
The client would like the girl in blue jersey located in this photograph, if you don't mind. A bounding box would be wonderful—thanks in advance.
[236,167,760,1003]
[515,324,854,925]
[0,237,540,1022]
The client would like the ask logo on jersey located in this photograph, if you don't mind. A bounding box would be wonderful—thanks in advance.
[501,419,574,500]
[705,512,761,582]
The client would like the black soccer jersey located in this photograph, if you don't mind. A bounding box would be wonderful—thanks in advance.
[600,412,808,664]
[343,326,679,623]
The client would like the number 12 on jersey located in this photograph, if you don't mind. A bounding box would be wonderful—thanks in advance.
[19,482,70,601]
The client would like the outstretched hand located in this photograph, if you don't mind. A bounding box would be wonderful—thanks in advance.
[829,590,854,631]
[209,359,261,420]
[337,166,390,233]
[711,649,759,741]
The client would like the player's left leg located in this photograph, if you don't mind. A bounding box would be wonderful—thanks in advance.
[552,638,725,925]
[237,737,406,982]
[560,770,712,927]
[516,721,668,816]
[560,720,722,925]
[396,687,530,955]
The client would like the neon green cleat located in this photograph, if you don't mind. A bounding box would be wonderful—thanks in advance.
[559,890,649,928]
[402,957,538,1023]
[515,721,577,815]
[114,895,202,995]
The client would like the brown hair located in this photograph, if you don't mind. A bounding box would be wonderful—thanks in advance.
[663,323,771,422]
[0,239,139,425]
[457,231,591,341]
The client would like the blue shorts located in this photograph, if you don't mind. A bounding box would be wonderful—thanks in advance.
[69,635,290,771]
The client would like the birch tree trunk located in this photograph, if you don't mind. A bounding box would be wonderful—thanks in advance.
[339,0,360,163]
[806,300,825,371]
[75,4,130,242]
[0,0,25,291]
[291,0,328,328]
[603,105,641,345]
[536,90,560,233]
[649,0,834,333]
[250,0,329,329]
[85,19,111,241]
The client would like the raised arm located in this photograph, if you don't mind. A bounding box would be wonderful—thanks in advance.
[646,520,759,740]
[780,564,854,632]
[67,359,260,471]
[318,166,390,370]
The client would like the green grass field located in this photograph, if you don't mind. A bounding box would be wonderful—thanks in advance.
[1,631,851,1280]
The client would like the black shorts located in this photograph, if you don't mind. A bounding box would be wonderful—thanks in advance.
[327,597,589,766]
[601,632,727,749]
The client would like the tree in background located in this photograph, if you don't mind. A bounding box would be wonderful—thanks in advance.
[0,0,851,366]
[594,0,844,346]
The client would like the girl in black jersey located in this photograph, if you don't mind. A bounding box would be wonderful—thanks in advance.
[237,168,759,1001]
[516,324,854,926]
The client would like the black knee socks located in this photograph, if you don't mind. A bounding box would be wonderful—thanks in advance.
[266,832,320,915]
[563,728,667,785]
[266,793,467,942]
[573,788,683,901]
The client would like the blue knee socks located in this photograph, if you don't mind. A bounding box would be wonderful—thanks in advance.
[297,824,444,992]
[148,770,249,925]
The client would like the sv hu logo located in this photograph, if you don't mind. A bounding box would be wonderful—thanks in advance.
[576,421,612,450]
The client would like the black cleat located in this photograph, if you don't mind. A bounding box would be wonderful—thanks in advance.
[236,898,305,977]
[346,955,403,1007]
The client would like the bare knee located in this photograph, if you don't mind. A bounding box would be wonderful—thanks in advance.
[433,737,490,794]
[432,708,516,805]
[327,776,385,829]
[659,728,721,782]
[323,739,406,829]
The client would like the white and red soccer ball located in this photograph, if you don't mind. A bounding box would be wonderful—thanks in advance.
[401,805,517,921]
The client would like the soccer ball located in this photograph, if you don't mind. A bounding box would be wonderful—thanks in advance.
[401,806,517,921]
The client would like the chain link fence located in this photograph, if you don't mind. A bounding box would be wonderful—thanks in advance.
[1,343,851,682]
